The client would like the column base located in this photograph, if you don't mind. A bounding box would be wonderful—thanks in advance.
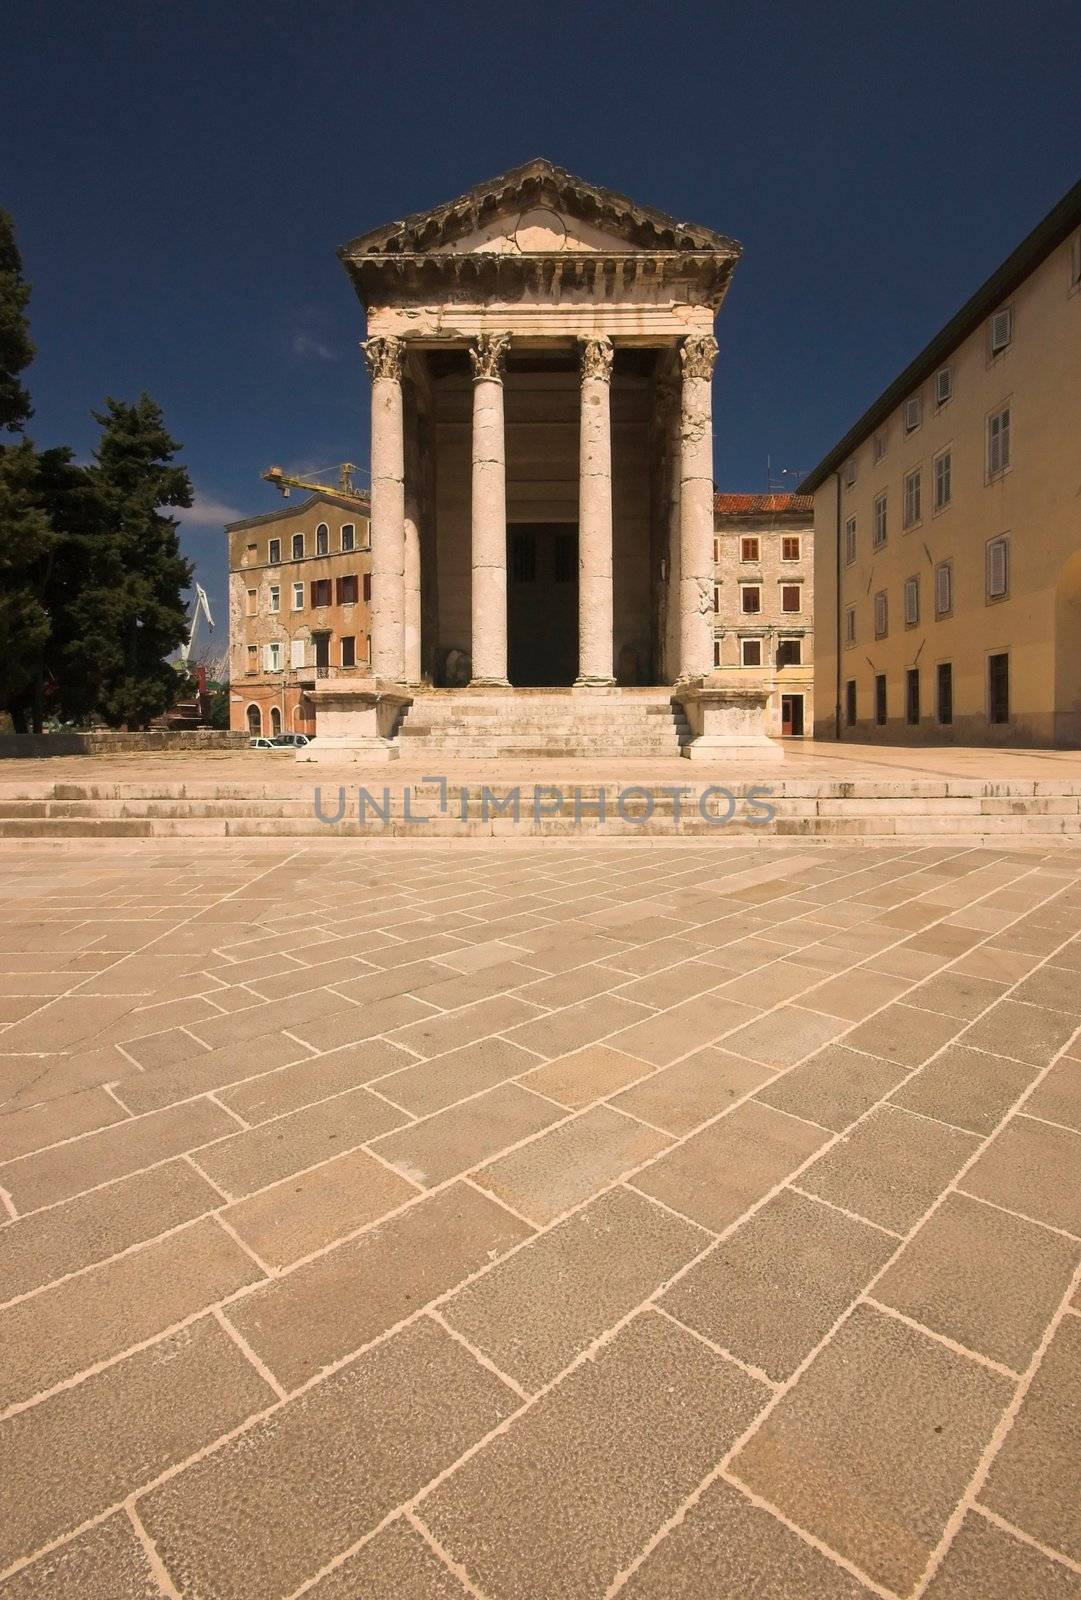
[573,676,617,689]
[468,677,512,689]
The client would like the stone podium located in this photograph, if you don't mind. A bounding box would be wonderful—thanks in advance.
[295,680,412,763]
[679,676,784,761]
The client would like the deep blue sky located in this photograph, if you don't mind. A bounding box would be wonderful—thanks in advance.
[6,0,1079,627]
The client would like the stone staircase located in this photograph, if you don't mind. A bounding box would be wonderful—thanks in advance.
[395,690,691,758]
[1,776,1080,840]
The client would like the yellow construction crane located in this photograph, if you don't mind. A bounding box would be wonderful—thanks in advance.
[262,462,364,499]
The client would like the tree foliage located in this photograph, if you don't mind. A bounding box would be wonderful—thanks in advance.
[0,210,198,734]
[0,210,33,433]
[74,396,194,728]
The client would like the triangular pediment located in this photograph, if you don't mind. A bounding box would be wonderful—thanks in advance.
[340,158,740,259]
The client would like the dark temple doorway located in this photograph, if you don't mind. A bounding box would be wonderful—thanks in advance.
[507,523,579,686]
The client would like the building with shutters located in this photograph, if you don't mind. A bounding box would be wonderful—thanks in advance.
[226,492,372,737]
[803,176,1081,746]
[712,493,814,737]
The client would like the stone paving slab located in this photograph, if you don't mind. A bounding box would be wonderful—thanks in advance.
[0,839,1079,1596]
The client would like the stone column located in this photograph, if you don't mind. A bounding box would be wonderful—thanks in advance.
[469,333,510,686]
[576,337,615,685]
[363,335,406,682]
[677,333,719,681]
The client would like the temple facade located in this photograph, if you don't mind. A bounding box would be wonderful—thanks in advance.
[302,159,782,760]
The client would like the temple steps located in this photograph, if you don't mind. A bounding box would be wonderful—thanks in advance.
[395,690,691,758]
[0,780,1079,840]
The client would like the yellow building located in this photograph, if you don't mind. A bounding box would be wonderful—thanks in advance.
[804,178,1081,746]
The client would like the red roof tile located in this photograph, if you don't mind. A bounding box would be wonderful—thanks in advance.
[713,493,813,515]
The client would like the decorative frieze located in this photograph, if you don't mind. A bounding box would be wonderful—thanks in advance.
[469,333,511,382]
[680,334,719,381]
[363,335,404,383]
[579,336,614,383]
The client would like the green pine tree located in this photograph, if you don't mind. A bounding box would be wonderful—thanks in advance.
[0,209,33,433]
[76,395,194,728]
[0,440,53,731]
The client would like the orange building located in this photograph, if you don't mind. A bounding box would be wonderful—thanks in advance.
[226,492,372,737]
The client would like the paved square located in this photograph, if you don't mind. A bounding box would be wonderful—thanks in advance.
[0,840,1079,1597]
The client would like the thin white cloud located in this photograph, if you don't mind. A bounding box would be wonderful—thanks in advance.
[292,332,341,362]
[174,490,245,528]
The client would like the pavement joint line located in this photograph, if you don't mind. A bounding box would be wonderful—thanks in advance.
[968,1502,1081,1578]
[211,1211,275,1279]
[403,1509,493,1600]
[426,1308,531,1402]
[212,1304,288,1403]
[182,1151,233,1205]
[454,1173,540,1230]
[912,1258,1081,1596]
[124,1502,183,1600]
[860,1294,1022,1381]
[784,1185,906,1239]
[205,1091,251,1131]
[651,1303,782,1390]
[951,1188,1081,1244]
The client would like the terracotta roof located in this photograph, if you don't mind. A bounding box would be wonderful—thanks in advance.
[714,493,813,515]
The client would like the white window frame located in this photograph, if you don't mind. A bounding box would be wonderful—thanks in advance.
[902,469,922,530]
[268,585,280,613]
[874,590,888,639]
[291,581,304,611]
[844,516,856,565]
[987,535,1009,602]
[777,636,802,667]
[265,642,283,673]
[341,635,357,668]
[933,449,952,512]
[268,538,281,564]
[904,575,920,626]
[740,636,763,667]
[291,533,305,560]
[780,584,802,615]
[341,524,355,552]
[740,584,762,615]
[843,457,857,487]
[781,535,801,563]
[934,367,953,407]
[740,535,760,563]
[935,561,953,618]
[872,430,887,464]
[873,493,887,549]
[315,523,329,557]
[904,395,922,434]
[844,606,856,647]
[989,306,1013,354]
[987,404,1011,479]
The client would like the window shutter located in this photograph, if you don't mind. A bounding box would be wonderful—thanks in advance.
[988,539,1008,598]
[262,644,273,671]
[936,565,951,614]
[290,639,305,669]
[905,579,919,625]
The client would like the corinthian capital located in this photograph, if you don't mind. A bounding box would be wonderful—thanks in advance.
[363,336,404,382]
[470,333,510,382]
[680,334,719,381]
[579,336,614,383]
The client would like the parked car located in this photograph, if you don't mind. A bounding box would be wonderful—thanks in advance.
[271,733,310,747]
[249,736,276,749]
